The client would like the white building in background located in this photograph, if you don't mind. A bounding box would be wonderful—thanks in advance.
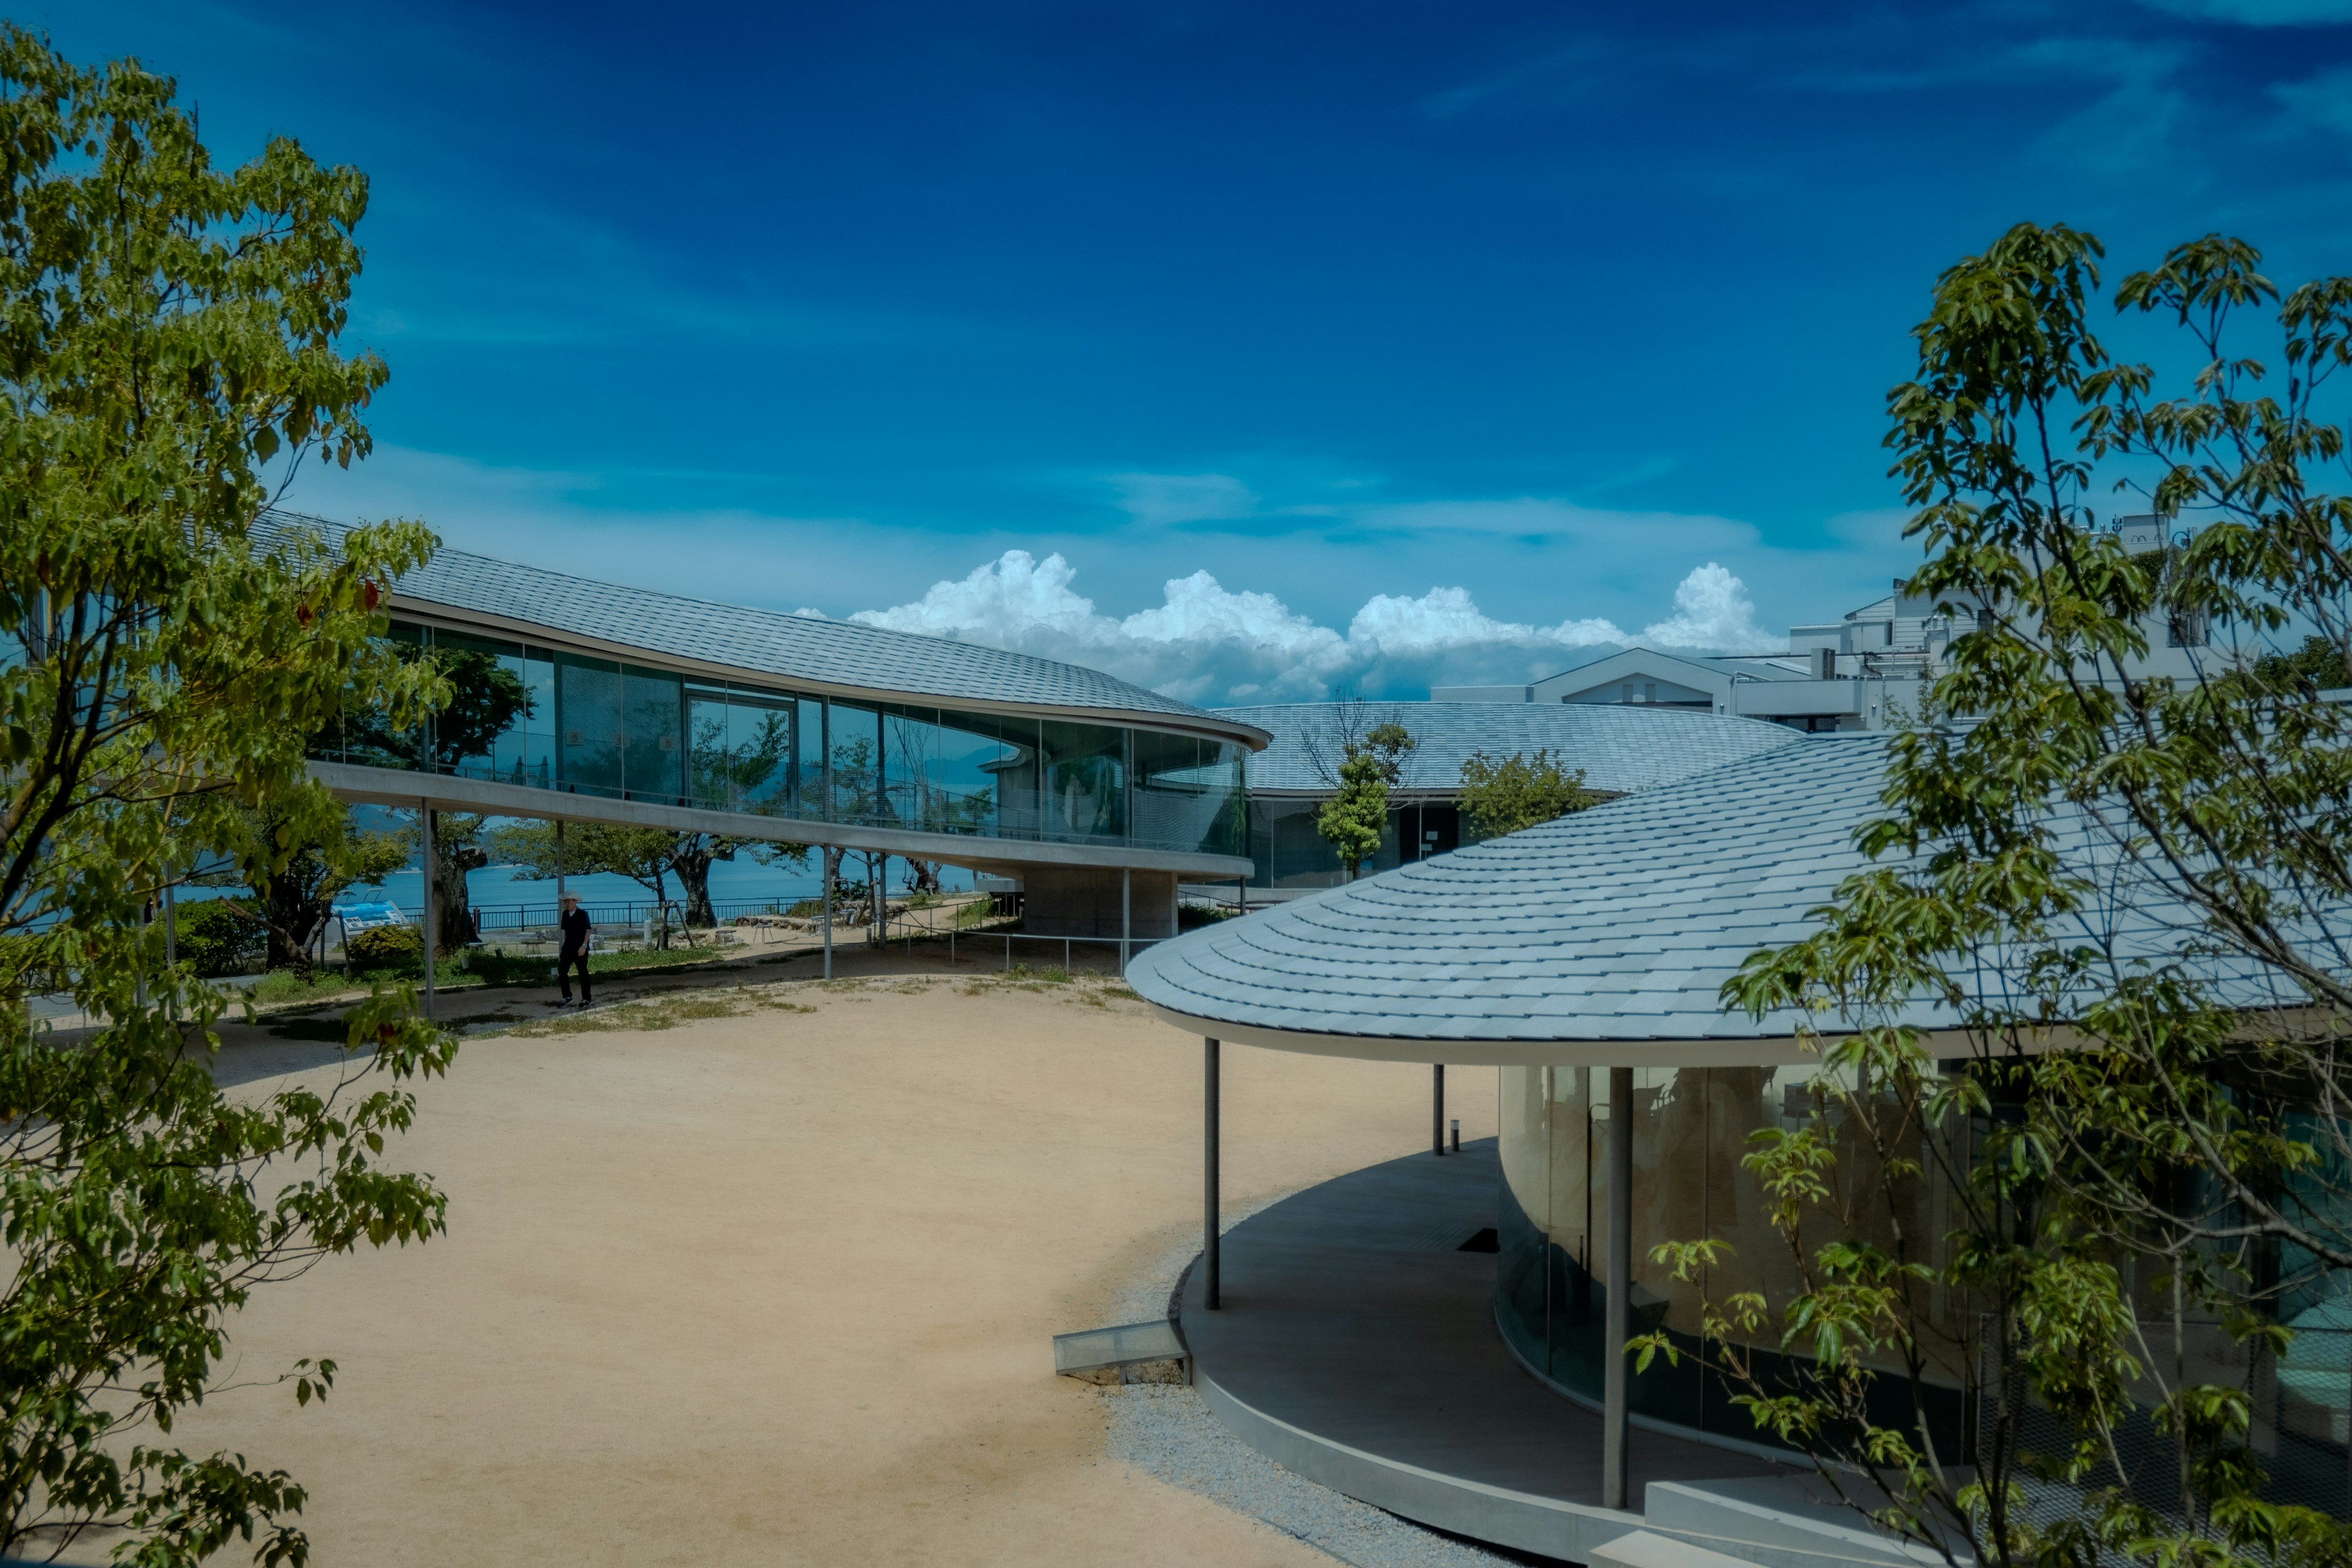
[1437,517,2220,733]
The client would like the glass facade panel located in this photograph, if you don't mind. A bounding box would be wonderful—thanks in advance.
[556,653,624,797]
[334,617,1250,861]
[828,700,885,826]
[622,664,682,801]
[1496,1062,1967,1455]
[430,628,549,788]
[930,711,1017,837]
[796,697,826,818]
[1041,720,1126,842]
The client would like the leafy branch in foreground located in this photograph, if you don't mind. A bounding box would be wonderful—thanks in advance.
[1,28,461,1565]
[1650,224,2352,1568]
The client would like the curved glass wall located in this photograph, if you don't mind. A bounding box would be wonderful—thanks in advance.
[1496,1062,1969,1456]
[314,619,1248,858]
[1498,1062,2352,1513]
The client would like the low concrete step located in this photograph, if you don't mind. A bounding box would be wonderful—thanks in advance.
[1052,1319,1189,1384]
[1643,1477,1950,1568]
[1596,1529,1772,1568]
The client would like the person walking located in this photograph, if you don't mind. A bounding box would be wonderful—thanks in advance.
[556,892,593,1008]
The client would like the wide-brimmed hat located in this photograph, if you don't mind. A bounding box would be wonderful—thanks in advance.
[558,892,579,905]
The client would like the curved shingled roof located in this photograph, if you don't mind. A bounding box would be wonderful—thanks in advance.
[1131,733,1893,1047]
[1220,701,1805,796]
[256,510,1268,747]
[1133,732,2286,1054]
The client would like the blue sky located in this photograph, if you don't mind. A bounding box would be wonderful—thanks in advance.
[42,0,2352,701]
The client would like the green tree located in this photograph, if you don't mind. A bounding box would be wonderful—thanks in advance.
[1316,749,1388,880]
[1653,225,2352,1568]
[337,644,529,951]
[205,805,410,973]
[0,30,455,1564]
[1310,709,1418,880]
[487,821,807,935]
[1455,748,1594,840]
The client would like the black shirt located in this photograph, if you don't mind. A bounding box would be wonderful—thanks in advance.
[559,907,591,954]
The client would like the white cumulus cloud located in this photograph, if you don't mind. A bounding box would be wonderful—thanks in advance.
[849,551,1773,704]
[1638,562,1772,651]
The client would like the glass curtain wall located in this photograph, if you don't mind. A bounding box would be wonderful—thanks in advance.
[1496,1061,1967,1455]
[311,619,1245,854]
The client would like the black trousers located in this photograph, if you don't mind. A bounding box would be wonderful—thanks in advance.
[557,947,591,1000]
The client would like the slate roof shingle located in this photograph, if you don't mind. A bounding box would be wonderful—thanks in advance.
[256,510,1268,745]
[1221,701,1807,797]
[1130,733,2278,1046]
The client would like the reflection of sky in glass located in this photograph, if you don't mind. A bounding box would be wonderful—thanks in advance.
[355,619,1245,851]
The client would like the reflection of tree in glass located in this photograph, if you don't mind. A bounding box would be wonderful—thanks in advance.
[1052,751,1120,837]
[340,643,532,774]
[831,736,881,823]
[692,709,790,810]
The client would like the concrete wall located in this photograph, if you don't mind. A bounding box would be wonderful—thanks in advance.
[1023,867,1178,939]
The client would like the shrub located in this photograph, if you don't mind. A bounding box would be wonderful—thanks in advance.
[344,922,424,970]
[175,897,266,979]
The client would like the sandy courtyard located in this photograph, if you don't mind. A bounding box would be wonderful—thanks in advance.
[176,973,1499,1566]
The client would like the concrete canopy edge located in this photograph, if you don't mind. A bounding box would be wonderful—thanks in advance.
[311,761,1257,881]
[1135,999,2049,1068]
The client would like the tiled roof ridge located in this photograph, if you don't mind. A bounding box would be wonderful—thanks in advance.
[254,507,1266,740]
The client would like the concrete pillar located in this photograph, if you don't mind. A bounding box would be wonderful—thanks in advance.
[1604,1063,1632,1510]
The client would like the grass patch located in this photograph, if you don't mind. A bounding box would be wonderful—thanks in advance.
[487,982,816,1038]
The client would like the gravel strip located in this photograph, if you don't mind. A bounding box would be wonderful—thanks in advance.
[1095,1197,1533,1568]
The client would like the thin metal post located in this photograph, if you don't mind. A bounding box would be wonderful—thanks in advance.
[1204,1036,1221,1310]
[554,818,565,909]
[420,804,437,1021]
[1603,1063,1632,1510]
[163,881,176,968]
[1237,875,1246,914]
[1121,867,1131,976]
[1433,1063,1446,1156]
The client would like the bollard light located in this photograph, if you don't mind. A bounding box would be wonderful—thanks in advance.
[1450,1118,1461,1154]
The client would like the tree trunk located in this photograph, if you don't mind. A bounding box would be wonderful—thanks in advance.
[262,869,322,974]
[428,811,484,954]
[672,840,718,929]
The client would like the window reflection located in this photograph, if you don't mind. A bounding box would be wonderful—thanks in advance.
[1041,721,1126,842]
[330,617,1248,856]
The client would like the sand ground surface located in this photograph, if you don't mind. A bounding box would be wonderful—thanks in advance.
[167,968,1499,1567]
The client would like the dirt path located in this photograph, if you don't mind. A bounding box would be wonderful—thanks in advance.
[171,973,1499,1567]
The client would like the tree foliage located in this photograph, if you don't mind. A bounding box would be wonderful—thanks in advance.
[0,31,457,1562]
[1456,747,1595,840]
[1648,224,2352,1568]
[486,820,809,934]
[1313,714,1417,880]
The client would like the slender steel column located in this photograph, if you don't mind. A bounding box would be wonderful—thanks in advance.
[554,818,565,908]
[420,804,437,1022]
[1603,1063,1633,1510]
[1121,867,1131,976]
[1433,1063,1446,1156]
[1204,1036,1221,1310]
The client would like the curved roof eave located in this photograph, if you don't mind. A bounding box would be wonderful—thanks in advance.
[1218,700,1804,796]
[256,510,1272,751]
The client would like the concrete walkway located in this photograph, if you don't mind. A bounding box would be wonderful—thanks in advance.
[1179,1138,1785,1561]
